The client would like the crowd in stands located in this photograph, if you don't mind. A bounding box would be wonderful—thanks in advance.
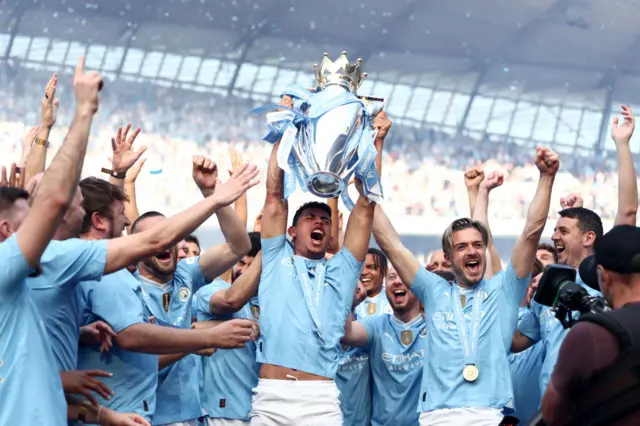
[0,66,636,223]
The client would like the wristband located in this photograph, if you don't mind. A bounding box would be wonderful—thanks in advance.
[33,138,50,148]
[77,405,88,424]
[101,168,126,179]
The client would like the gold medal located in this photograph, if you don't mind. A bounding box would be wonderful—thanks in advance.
[463,365,479,382]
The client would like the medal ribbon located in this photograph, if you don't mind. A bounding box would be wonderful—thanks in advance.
[451,284,484,370]
[292,255,327,345]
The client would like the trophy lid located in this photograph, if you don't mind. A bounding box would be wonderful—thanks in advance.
[314,51,366,93]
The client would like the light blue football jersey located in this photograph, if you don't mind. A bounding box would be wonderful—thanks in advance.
[76,269,158,422]
[0,235,67,425]
[362,313,426,426]
[336,314,372,426]
[517,272,601,398]
[194,279,260,421]
[135,257,208,425]
[355,290,393,319]
[257,235,364,378]
[412,262,530,412]
[508,307,546,424]
[28,238,108,371]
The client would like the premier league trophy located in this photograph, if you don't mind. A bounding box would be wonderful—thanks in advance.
[254,51,384,210]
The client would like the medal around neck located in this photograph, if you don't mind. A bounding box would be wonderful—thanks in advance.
[253,51,385,210]
[463,364,479,382]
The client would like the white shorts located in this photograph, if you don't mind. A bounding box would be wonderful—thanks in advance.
[161,421,198,426]
[250,378,342,426]
[419,407,503,426]
[206,419,249,426]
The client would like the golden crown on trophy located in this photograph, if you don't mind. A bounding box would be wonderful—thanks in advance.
[313,51,367,93]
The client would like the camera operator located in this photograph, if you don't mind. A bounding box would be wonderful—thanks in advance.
[541,225,640,426]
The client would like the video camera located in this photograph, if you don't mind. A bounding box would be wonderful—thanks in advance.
[533,264,606,329]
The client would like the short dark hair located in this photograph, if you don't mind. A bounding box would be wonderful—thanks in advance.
[291,202,332,227]
[537,242,558,263]
[0,187,29,216]
[367,247,388,276]
[130,211,165,234]
[79,177,128,234]
[532,258,544,278]
[441,218,490,258]
[185,234,200,248]
[248,232,261,257]
[558,207,603,241]
[432,269,455,283]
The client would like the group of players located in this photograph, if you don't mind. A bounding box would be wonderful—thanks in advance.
[0,57,638,426]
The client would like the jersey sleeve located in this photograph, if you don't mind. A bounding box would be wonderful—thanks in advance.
[194,280,231,321]
[493,261,530,309]
[261,235,287,265]
[177,256,208,293]
[45,239,109,290]
[410,267,443,314]
[0,235,31,299]
[327,245,365,302]
[517,306,542,343]
[89,272,145,333]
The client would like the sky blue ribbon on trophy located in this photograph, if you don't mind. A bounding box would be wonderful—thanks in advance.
[451,284,485,378]
[292,256,327,345]
[253,84,384,209]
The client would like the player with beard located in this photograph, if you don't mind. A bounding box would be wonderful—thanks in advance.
[511,109,638,401]
[343,265,426,426]
[131,156,258,426]
[251,100,390,425]
[192,232,262,426]
[75,166,259,423]
[336,280,371,426]
[371,148,558,425]
[355,248,392,318]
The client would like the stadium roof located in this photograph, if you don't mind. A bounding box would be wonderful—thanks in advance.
[3,0,640,155]
[4,0,640,95]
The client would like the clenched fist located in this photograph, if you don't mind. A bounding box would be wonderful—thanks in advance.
[534,147,560,176]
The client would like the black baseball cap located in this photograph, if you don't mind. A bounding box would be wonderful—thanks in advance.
[580,225,640,290]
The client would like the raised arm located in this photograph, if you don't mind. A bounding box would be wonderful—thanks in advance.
[24,74,59,183]
[191,156,252,281]
[229,148,248,227]
[372,204,421,287]
[261,96,292,239]
[611,105,638,226]
[104,164,259,274]
[343,112,391,261]
[123,158,145,235]
[17,58,101,267]
[326,197,341,255]
[510,148,558,278]
[472,170,504,277]
[210,251,262,315]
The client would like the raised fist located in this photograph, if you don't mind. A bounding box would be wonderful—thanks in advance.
[534,147,560,176]
[464,167,485,190]
[480,171,504,191]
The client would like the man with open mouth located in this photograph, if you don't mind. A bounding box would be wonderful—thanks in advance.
[355,247,392,318]
[343,265,426,426]
[370,147,559,425]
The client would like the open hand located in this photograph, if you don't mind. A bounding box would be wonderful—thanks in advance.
[212,164,260,207]
[60,370,113,407]
[611,104,635,145]
[110,124,146,174]
[99,409,150,426]
[80,321,116,353]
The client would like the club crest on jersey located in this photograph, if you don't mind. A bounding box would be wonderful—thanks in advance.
[419,328,427,338]
[367,303,377,315]
[179,287,191,302]
[162,293,171,312]
[400,330,413,345]
[460,294,467,308]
